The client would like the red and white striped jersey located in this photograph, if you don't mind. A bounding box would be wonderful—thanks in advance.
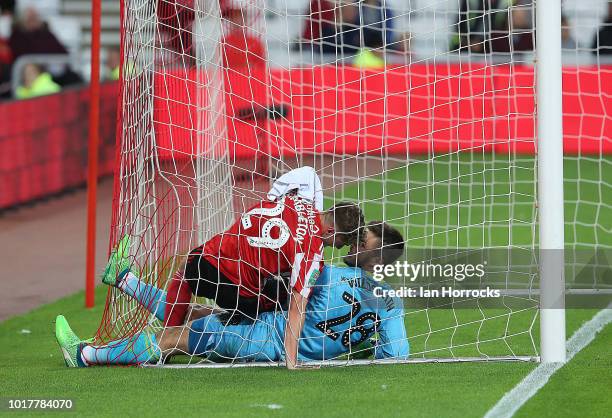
[204,194,324,298]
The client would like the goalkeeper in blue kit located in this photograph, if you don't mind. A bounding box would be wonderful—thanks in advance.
[55,221,408,366]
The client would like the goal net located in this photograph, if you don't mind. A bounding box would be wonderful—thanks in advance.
[97,0,611,366]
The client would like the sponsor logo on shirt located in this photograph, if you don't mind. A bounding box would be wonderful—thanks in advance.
[289,195,320,245]
[308,268,320,286]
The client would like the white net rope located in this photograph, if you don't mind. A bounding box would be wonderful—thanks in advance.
[96,0,611,366]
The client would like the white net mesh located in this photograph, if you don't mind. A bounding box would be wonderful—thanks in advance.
[94,0,611,366]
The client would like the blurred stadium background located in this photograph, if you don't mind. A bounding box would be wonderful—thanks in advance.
[0,1,610,416]
[1,0,610,319]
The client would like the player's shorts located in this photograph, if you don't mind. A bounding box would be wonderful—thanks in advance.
[187,312,285,362]
[185,245,288,318]
[184,245,263,318]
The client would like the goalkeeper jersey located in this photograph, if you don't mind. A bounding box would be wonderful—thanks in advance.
[193,265,409,362]
[203,194,323,298]
[298,265,409,360]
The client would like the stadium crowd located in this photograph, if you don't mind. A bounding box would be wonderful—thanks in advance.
[1,1,70,98]
[1,0,611,101]
[0,0,119,99]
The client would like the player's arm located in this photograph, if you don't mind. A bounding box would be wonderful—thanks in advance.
[284,240,323,369]
[284,288,308,369]
[375,310,410,360]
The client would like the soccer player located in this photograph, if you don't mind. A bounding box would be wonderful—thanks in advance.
[101,187,363,369]
[55,221,409,366]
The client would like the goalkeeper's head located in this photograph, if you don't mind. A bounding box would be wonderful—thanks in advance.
[321,201,365,249]
[343,221,405,273]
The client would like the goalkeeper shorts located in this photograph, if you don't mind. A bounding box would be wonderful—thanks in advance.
[188,312,284,362]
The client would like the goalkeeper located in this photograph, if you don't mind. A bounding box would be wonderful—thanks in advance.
[55,221,409,366]
[110,166,362,369]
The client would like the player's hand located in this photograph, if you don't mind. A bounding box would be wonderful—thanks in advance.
[296,363,321,370]
[285,360,320,370]
[286,359,298,370]
[348,337,377,360]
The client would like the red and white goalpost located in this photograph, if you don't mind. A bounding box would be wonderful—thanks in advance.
[88,0,611,365]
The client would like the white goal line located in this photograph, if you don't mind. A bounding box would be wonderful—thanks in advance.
[144,356,539,369]
[484,304,612,418]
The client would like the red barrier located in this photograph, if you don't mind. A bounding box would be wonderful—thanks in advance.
[0,82,118,210]
[153,64,612,161]
[2,66,608,208]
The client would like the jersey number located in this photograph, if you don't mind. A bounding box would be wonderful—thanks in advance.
[315,292,380,347]
[241,199,290,250]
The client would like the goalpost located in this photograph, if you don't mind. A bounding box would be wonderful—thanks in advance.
[536,0,565,363]
[94,0,611,366]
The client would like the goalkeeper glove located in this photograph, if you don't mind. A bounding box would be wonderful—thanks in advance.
[347,337,378,360]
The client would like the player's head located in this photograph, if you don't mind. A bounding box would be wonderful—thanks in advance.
[344,220,404,272]
[321,201,364,249]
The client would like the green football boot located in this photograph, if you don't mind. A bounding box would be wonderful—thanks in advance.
[101,235,132,287]
[54,315,88,368]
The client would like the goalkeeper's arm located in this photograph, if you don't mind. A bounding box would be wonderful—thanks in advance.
[374,312,410,360]
[284,288,308,369]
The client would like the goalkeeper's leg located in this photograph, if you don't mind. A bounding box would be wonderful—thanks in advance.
[159,312,283,363]
[105,267,219,324]
[102,235,167,321]
[55,315,205,367]
[54,314,241,367]
[55,312,283,367]
[102,236,192,324]
[113,270,167,321]
[113,266,284,325]
[55,315,161,367]
[103,238,263,326]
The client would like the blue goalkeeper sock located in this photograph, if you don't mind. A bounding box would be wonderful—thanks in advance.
[80,332,161,365]
[118,272,167,321]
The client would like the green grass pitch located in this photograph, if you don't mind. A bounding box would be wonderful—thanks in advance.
[0,290,609,417]
[0,154,610,417]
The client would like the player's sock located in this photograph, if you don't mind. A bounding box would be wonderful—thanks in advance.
[80,332,161,366]
[164,271,191,326]
[118,272,166,321]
